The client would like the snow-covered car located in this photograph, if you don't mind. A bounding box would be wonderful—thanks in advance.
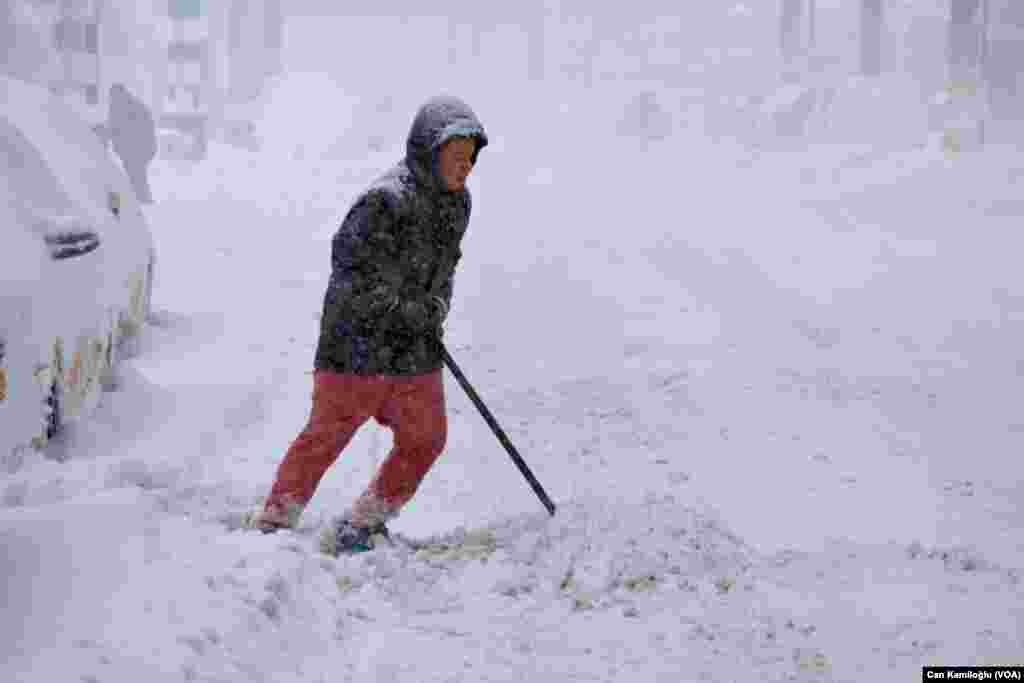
[0,76,155,463]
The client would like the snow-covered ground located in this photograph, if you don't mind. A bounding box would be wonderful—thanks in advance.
[4,7,1024,682]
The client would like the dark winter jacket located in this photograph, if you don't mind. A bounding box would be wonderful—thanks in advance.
[314,96,488,376]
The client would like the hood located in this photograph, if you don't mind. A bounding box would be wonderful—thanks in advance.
[405,95,488,194]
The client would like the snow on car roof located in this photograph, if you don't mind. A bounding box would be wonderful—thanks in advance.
[0,76,127,240]
[2,77,152,281]
[0,77,115,296]
[1,77,156,328]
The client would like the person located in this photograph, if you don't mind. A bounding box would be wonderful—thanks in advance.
[107,83,157,204]
[251,95,488,554]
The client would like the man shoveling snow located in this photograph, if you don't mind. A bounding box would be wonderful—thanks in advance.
[250,95,488,555]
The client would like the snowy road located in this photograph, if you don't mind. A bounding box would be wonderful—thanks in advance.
[3,130,1022,681]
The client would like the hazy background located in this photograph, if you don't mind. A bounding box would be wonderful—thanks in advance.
[5,0,1021,164]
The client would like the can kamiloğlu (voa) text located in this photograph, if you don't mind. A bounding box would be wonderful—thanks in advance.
[923,667,1024,681]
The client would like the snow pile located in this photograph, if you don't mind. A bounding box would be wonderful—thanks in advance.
[325,496,752,614]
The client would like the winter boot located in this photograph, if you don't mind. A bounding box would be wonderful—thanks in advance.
[323,518,390,556]
[242,504,301,535]
[241,510,286,534]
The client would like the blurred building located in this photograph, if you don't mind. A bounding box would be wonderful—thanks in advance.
[984,0,1024,120]
[216,0,284,149]
[5,0,106,125]
[163,0,284,158]
[3,1,163,128]
[2,0,283,160]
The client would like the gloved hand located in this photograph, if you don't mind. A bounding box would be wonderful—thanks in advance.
[390,294,449,335]
[424,295,449,339]
[430,295,449,327]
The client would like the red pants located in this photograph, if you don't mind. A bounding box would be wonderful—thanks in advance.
[261,369,446,528]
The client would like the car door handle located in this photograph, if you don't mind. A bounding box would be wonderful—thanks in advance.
[44,230,101,260]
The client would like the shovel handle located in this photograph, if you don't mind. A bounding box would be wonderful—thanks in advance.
[436,340,556,517]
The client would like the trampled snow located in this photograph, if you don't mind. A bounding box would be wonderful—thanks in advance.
[2,4,1023,682]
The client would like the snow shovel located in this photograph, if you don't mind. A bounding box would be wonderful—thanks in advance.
[435,338,557,517]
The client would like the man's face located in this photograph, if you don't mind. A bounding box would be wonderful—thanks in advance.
[437,137,476,192]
